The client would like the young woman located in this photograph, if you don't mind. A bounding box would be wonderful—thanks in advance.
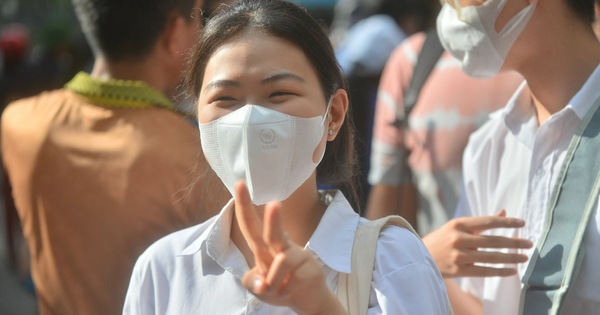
[123,1,450,314]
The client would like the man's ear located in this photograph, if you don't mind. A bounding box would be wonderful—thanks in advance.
[160,14,198,57]
[326,88,349,141]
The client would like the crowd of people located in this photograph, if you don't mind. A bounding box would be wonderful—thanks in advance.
[1,0,600,314]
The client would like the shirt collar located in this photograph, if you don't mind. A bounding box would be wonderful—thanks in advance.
[567,64,600,120]
[305,191,359,274]
[177,191,360,276]
[179,199,251,279]
[64,71,175,111]
[502,64,600,145]
[502,81,538,147]
[178,199,234,257]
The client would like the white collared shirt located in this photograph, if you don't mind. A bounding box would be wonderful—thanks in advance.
[123,191,450,314]
[455,65,600,315]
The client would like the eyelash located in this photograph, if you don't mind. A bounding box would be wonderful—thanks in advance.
[209,90,297,105]
[270,91,294,98]
[214,96,236,102]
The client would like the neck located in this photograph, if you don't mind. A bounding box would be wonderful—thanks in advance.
[276,180,327,246]
[513,15,600,125]
[90,55,176,98]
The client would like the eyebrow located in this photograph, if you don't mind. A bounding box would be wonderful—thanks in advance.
[203,71,306,91]
[203,79,241,91]
[261,72,306,84]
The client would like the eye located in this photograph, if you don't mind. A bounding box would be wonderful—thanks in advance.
[269,91,297,101]
[207,94,238,106]
[214,96,236,102]
[270,91,289,96]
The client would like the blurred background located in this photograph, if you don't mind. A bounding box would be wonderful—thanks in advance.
[0,0,437,313]
[1,1,91,313]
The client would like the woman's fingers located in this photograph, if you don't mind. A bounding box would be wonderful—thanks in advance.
[263,201,288,256]
[275,255,326,299]
[241,245,308,297]
[234,180,272,274]
[264,246,308,294]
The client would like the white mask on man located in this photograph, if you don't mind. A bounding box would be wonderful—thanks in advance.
[199,103,330,205]
[436,0,537,78]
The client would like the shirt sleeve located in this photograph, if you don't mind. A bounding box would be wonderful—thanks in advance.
[368,34,424,186]
[122,250,160,315]
[368,225,451,314]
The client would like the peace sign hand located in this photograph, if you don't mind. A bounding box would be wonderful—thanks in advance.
[233,181,346,315]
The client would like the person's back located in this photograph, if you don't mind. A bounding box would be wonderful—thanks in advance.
[0,0,229,314]
[334,0,435,208]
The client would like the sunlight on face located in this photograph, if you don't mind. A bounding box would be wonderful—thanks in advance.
[196,30,327,124]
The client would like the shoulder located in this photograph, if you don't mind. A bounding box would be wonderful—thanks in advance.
[366,218,451,313]
[1,89,73,141]
[357,216,436,274]
[2,89,70,119]
[387,32,427,69]
[132,217,216,275]
[374,221,434,271]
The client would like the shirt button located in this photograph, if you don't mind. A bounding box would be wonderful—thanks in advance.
[252,298,263,310]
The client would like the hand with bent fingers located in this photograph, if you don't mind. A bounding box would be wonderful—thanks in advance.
[233,181,346,315]
[423,210,534,278]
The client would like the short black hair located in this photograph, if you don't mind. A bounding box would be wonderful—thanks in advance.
[568,0,595,24]
[72,0,199,61]
[376,0,437,30]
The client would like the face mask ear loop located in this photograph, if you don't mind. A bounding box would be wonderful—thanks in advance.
[320,98,332,128]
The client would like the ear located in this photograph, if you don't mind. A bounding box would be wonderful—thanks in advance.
[326,88,349,141]
[160,14,198,57]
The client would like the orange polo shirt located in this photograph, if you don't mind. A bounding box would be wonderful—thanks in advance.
[1,74,229,315]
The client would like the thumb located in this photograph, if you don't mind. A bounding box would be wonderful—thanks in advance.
[495,209,507,217]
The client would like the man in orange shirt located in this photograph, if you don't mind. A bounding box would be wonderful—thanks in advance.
[1,0,230,314]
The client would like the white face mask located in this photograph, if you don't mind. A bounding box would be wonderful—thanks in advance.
[436,0,537,78]
[199,104,330,205]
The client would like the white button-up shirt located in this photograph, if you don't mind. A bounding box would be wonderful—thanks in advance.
[123,191,450,314]
[456,65,600,315]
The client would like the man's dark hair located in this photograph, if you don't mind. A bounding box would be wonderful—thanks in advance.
[376,0,437,31]
[568,0,595,24]
[72,0,198,61]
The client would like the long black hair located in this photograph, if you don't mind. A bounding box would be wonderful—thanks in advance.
[185,0,361,211]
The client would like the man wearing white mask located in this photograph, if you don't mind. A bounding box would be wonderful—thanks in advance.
[422,0,600,314]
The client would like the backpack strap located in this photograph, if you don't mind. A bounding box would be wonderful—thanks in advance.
[391,28,444,128]
[336,215,418,314]
[519,96,600,314]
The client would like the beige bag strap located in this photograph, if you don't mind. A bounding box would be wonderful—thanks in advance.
[337,215,418,315]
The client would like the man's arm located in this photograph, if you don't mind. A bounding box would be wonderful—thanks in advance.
[445,279,482,315]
